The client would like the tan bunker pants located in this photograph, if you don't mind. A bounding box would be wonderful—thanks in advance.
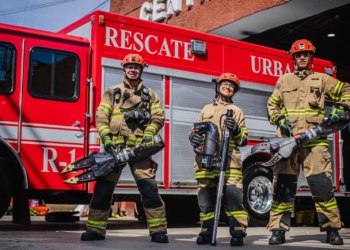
[194,147,249,236]
[86,146,167,236]
[268,145,342,231]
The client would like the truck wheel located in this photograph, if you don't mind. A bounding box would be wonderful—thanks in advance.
[243,162,273,227]
[0,157,13,218]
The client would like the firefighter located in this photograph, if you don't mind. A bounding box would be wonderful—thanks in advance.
[267,39,350,245]
[81,54,168,243]
[189,73,249,246]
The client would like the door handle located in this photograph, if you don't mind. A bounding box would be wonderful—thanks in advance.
[72,120,80,127]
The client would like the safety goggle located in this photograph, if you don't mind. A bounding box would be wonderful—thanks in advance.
[125,64,142,70]
[220,82,235,89]
[294,52,311,58]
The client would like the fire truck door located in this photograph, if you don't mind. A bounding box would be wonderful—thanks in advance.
[0,38,22,151]
[20,40,89,191]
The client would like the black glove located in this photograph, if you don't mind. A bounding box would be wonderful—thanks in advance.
[224,117,240,136]
[124,110,151,126]
[189,132,204,146]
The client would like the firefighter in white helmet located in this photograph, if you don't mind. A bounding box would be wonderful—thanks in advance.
[267,39,350,245]
[189,73,249,246]
[81,54,168,243]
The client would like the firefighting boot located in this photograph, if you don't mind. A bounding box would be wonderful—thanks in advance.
[326,229,343,245]
[81,230,105,241]
[230,233,245,246]
[268,229,286,245]
[196,233,212,244]
[151,232,169,243]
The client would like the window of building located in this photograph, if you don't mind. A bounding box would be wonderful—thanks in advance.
[0,42,16,94]
[29,48,79,100]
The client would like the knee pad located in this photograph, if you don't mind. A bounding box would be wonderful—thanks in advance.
[274,174,297,202]
[198,187,216,214]
[307,172,334,202]
[224,185,244,211]
[91,180,115,210]
[136,178,162,208]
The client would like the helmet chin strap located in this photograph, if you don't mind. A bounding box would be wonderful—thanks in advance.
[218,93,234,102]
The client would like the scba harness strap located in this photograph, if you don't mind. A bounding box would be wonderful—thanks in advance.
[112,85,151,126]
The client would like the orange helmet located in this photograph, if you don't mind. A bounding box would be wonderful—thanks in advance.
[219,73,240,91]
[288,39,316,56]
[121,54,148,68]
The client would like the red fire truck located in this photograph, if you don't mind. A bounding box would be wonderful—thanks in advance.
[1,10,349,226]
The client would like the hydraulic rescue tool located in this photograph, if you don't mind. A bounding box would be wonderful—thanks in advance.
[61,134,165,184]
[211,109,233,246]
[192,121,219,169]
[255,105,350,167]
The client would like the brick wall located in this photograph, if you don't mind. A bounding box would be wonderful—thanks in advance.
[110,0,290,32]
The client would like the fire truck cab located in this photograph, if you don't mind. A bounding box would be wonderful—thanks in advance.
[1,10,349,226]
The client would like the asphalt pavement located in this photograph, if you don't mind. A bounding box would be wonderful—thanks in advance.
[0,215,349,250]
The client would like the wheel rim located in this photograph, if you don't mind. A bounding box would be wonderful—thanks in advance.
[246,175,273,214]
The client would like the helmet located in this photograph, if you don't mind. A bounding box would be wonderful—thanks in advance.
[288,39,316,56]
[121,54,148,68]
[219,73,240,91]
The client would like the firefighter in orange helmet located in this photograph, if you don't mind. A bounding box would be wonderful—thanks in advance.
[81,54,168,243]
[267,39,350,245]
[189,73,249,246]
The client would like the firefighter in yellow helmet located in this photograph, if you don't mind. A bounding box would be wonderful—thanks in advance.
[81,54,168,243]
[267,39,350,245]
[189,73,249,246]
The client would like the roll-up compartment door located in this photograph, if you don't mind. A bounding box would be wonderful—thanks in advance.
[171,77,213,186]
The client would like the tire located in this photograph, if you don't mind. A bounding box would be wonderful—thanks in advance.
[0,157,13,218]
[243,162,273,227]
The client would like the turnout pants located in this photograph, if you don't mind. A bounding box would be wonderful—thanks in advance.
[194,147,248,236]
[86,146,167,236]
[268,145,342,231]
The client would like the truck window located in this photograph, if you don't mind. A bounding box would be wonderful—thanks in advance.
[0,42,15,94]
[29,48,79,100]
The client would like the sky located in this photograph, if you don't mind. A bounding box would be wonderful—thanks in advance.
[0,0,110,32]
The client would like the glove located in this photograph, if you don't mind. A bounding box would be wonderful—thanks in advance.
[142,131,155,148]
[277,115,292,136]
[124,110,150,121]
[102,135,116,153]
[189,132,204,146]
[329,103,348,122]
[224,117,240,136]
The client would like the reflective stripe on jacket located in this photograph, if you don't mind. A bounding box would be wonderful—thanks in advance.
[267,70,350,146]
[96,78,165,145]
